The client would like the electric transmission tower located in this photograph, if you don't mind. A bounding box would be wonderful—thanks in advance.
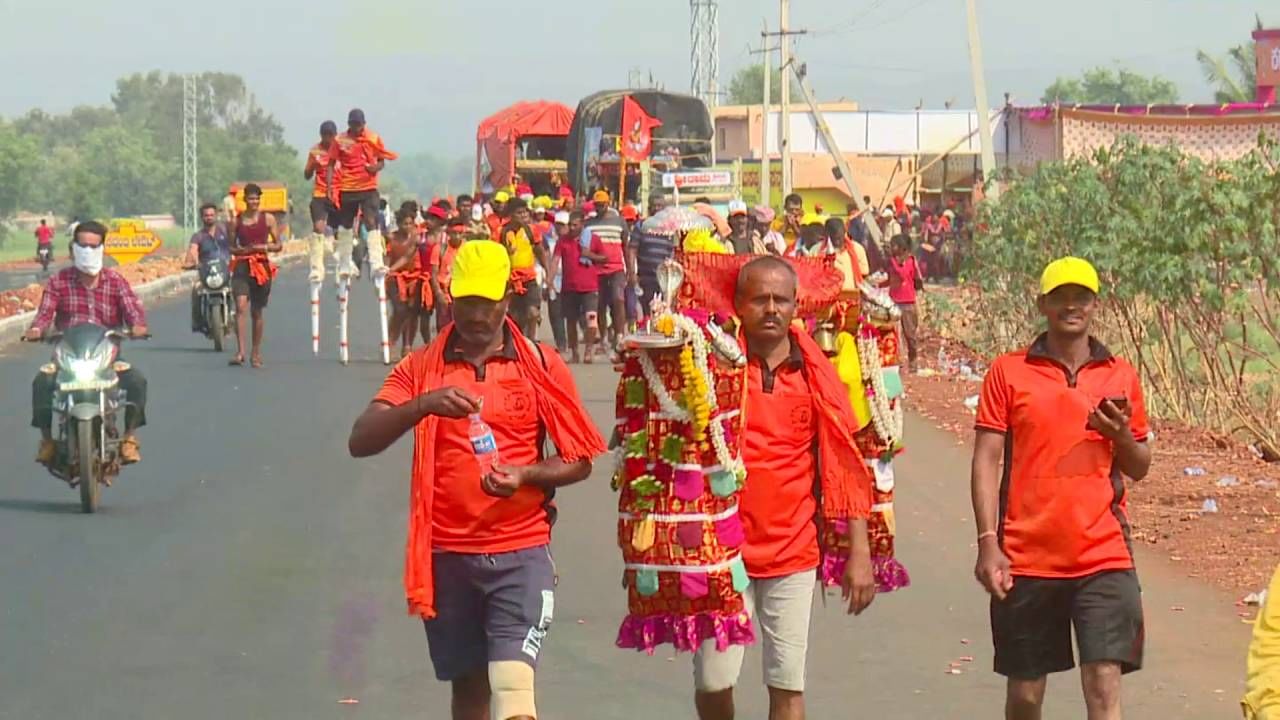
[689,0,720,107]
[182,74,198,234]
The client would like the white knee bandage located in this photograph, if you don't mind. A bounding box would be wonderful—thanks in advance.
[366,229,387,275]
[489,660,536,719]
[307,232,327,282]
[334,228,355,279]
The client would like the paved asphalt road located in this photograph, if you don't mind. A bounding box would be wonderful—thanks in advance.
[0,266,1255,719]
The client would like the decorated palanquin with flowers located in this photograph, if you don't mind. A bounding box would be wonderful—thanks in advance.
[613,304,753,654]
[819,288,911,593]
[613,246,909,655]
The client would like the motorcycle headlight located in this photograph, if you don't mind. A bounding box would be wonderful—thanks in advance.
[68,358,101,381]
[206,272,225,289]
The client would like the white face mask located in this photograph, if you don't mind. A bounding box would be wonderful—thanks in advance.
[73,243,104,275]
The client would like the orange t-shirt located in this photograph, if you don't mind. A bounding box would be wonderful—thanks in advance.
[385,232,419,272]
[975,335,1151,578]
[740,343,820,578]
[373,329,575,553]
[434,242,460,290]
[306,142,337,198]
[486,214,504,242]
[327,129,397,193]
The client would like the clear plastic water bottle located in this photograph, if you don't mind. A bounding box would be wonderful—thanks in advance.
[468,408,500,476]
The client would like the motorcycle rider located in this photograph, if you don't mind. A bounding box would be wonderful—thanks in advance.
[184,202,231,332]
[34,219,54,268]
[26,221,149,465]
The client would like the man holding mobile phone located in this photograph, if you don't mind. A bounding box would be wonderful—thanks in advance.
[970,257,1153,720]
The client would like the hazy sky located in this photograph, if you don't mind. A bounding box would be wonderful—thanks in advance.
[0,0,1267,155]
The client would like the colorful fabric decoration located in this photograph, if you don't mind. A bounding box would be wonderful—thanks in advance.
[614,310,752,655]
[817,320,910,593]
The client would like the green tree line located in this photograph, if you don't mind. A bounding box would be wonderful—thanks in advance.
[0,71,301,233]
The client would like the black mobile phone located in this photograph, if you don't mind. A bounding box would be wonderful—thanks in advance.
[1103,396,1130,412]
[1087,396,1129,430]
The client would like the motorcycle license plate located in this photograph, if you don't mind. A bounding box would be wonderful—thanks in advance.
[59,378,117,391]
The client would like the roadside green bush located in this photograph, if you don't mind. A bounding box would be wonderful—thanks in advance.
[966,136,1280,457]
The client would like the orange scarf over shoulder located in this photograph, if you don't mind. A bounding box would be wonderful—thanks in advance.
[402,317,606,618]
[791,329,874,521]
[230,254,277,286]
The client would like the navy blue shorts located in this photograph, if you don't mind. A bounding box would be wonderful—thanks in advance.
[423,545,557,681]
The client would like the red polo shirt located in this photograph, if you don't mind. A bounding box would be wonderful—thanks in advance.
[975,334,1151,578]
[374,327,576,553]
[740,341,820,579]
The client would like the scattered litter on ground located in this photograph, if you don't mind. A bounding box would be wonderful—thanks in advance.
[337,698,359,705]
[962,395,979,412]
[1244,590,1269,606]
[1201,499,1219,513]
[1216,476,1240,487]
[960,638,970,645]
[1184,467,1207,477]
[1256,479,1279,489]
[1171,605,1186,612]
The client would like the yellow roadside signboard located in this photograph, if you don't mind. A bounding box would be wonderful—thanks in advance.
[104,220,163,265]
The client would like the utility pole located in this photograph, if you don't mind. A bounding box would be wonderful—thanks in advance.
[748,33,779,206]
[965,0,998,197]
[182,74,198,235]
[763,8,807,200]
[778,0,792,196]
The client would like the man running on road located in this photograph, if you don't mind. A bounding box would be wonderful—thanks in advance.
[972,257,1151,720]
[328,108,397,279]
[349,240,604,720]
[227,183,283,368]
[694,256,876,720]
[27,221,149,465]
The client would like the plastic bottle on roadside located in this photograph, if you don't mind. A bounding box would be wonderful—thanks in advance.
[468,403,500,476]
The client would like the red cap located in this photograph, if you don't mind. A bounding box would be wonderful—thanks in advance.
[516,183,533,196]
[621,205,639,221]
[558,185,575,198]
[426,205,449,221]
[583,201,596,213]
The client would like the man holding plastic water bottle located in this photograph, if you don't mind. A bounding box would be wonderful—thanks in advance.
[349,241,605,720]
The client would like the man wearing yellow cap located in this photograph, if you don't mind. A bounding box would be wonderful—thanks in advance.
[971,257,1153,720]
[349,241,605,720]
[486,190,511,242]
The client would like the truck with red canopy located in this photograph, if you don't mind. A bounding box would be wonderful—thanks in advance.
[475,100,575,196]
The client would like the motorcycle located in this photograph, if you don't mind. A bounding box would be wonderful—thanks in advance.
[36,245,51,272]
[195,257,234,351]
[28,324,148,513]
